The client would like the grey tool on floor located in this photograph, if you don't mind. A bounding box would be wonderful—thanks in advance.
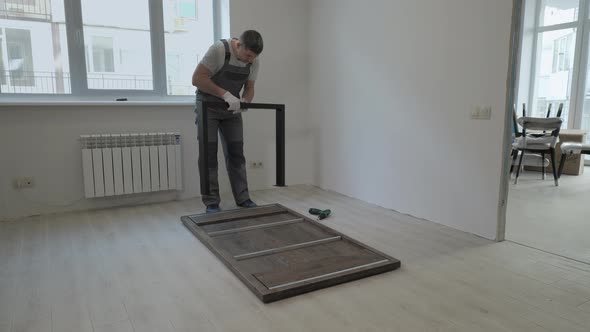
[309,208,331,220]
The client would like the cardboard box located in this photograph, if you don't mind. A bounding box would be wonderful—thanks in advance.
[525,129,587,176]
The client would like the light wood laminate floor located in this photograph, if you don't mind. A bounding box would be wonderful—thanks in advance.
[2,185,590,331]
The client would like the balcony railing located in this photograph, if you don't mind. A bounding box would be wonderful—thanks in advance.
[0,70,71,94]
[0,0,52,21]
[87,73,154,90]
[0,70,195,95]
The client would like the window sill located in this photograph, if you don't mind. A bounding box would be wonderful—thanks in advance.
[0,99,195,107]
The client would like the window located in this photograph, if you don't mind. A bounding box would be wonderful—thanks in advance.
[178,0,197,18]
[533,28,577,123]
[529,1,581,124]
[81,0,153,91]
[524,0,590,162]
[6,28,34,87]
[552,33,574,72]
[0,0,219,97]
[540,0,579,26]
[91,37,115,73]
[164,0,214,95]
[0,0,70,94]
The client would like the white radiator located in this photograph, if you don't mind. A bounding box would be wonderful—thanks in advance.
[80,132,182,198]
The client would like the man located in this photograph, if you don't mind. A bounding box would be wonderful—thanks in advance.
[192,30,263,213]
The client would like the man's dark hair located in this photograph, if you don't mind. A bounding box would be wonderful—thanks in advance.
[240,30,263,55]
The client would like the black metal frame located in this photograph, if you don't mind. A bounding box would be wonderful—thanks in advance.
[198,101,286,195]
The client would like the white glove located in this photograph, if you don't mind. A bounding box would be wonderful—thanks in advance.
[222,91,241,112]
[232,98,249,115]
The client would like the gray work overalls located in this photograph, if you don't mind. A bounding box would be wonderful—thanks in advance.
[195,39,252,206]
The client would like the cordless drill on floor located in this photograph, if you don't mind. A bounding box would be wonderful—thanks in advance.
[309,208,331,220]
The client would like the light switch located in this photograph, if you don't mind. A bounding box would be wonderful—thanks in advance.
[471,105,492,120]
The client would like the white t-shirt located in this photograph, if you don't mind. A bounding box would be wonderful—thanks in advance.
[199,39,260,81]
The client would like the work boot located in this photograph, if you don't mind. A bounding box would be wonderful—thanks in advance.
[206,204,221,213]
[238,199,257,208]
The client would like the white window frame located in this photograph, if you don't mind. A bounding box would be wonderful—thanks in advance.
[552,34,574,72]
[0,0,224,100]
[528,0,584,128]
[0,32,5,85]
[527,0,590,132]
[572,1,590,131]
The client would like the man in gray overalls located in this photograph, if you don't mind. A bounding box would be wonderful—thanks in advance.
[192,30,263,213]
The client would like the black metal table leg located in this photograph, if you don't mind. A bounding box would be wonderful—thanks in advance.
[276,105,286,187]
[198,101,287,196]
[199,101,210,195]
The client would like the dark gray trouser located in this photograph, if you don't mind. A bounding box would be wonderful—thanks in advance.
[195,103,251,206]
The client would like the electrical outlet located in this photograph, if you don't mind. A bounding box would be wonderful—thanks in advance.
[249,161,264,169]
[13,177,35,189]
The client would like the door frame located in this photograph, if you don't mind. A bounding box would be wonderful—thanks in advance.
[497,0,525,241]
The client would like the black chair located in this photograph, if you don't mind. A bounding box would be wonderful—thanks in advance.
[511,117,563,186]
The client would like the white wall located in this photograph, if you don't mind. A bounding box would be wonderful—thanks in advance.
[308,0,514,240]
[2,0,513,241]
[0,106,199,219]
[0,0,312,220]
[231,0,313,196]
